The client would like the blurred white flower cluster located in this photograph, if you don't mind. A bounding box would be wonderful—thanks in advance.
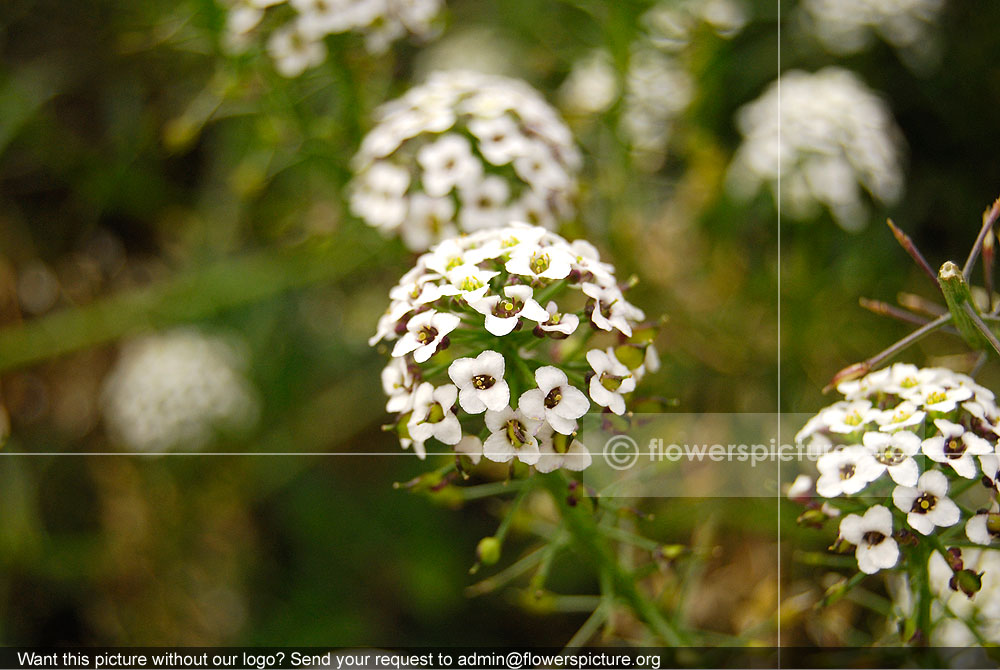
[101,329,259,452]
[799,0,945,56]
[728,67,904,231]
[927,548,1000,644]
[887,549,1000,647]
[371,222,658,471]
[350,72,581,251]
[224,0,444,76]
[351,70,580,251]
[793,363,1000,576]
[560,0,748,172]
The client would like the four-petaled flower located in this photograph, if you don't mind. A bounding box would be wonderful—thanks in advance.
[392,310,460,363]
[860,430,920,486]
[448,351,511,414]
[518,366,590,434]
[582,282,645,337]
[471,285,550,336]
[483,407,542,465]
[815,445,878,497]
[922,419,994,479]
[535,423,591,473]
[535,300,580,337]
[892,470,961,535]
[586,348,636,415]
[407,383,462,446]
[837,505,900,574]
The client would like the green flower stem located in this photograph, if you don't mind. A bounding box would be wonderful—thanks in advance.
[494,478,534,545]
[939,261,992,352]
[458,479,526,500]
[907,542,934,646]
[538,472,688,646]
[529,530,566,595]
[562,599,610,652]
[465,545,547,597]
[598,524,661,553]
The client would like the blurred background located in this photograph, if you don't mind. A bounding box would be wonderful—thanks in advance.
[2,0,1000,649]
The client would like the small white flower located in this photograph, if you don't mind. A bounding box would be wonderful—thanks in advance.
[391,310,460,363]
[534,423,591,473]
[448,350,511,414]
[417,134,483,197]
[483,407,541,465]
[407,382,462,446]
[966,503,1000,546]
[518,366,590,434]
[454,435,483,466]
[266,24,326,77]
[443,264,499,302]
[787,474,814,500]
[425,238,494,276]
[922,419,993,479]
[294,0,354,38]
[586,348,636,415]
[861,429,920,486]
[351,163,411,230]
[513,144,571,190]
[381,358,417,413]
[400,194,457,252]
[892,469,961,535]
[582,282,645,337]
[505,245,574,281]
[876,401,925,432]
[820,399,880,434]
[980,453,1000,488]
[570,240,615,285]
[815,445,879,497]
[838,505,900,574]
[468,116,530,166]
[458,175,511,232]
[901,383,973,413]
[388,271,447,307]
[471,285,550,336]
[536,301,579,336]
[369,300,411,346]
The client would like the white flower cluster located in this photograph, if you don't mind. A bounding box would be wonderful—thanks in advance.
[794,363,1000,574]
[350,71,581,251]
[101,329,259,452]
[224,0,444,76]
[372,223,658,471]
[799,0,945,56]
[728,67,904,232]
[560,0,748,172]
[642,0,749,51]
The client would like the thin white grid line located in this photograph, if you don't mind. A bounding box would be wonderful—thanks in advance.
[776,0,783,660]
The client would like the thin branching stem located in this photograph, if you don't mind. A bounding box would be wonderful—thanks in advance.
[826,314,952,391]
[887,219,938,285]
[963,197,1000,281]
[859,298,931,327]
[962,301,1000,357]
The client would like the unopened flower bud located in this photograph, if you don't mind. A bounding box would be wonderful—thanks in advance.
[949,569,984,599]
[477,537,502,566]
[946,547,964,572]
[797,508,829,529]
